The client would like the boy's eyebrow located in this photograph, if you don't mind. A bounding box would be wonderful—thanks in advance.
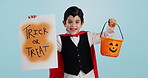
[76,19,81,21]
[67,19,72,21]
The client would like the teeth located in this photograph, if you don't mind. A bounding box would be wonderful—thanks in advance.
[70,28,77,30]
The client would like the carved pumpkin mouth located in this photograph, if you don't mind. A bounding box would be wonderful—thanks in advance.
[109,48,117,52]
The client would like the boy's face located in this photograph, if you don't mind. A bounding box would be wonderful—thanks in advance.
[63,15,84,35]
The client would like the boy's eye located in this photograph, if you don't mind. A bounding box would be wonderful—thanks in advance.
[76,22,80,23]
[68,21,72,23]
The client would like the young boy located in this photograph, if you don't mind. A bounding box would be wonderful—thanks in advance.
[50,6,116,78]
[29,6,116,78]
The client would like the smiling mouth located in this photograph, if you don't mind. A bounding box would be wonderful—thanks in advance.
[109,48,117,52]
[70,28,77,31]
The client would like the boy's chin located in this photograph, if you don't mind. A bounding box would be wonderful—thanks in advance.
[69,32,79,35]
[70,33,77,35]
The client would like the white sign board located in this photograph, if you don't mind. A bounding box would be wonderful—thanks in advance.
[19,14,57,70]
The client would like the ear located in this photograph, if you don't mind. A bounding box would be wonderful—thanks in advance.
[81,21,84,27]
[81,21,84,25]
[62,20,66,27]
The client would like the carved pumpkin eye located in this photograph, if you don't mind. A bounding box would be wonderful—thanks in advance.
[110,43,113,45]
[115,44,118,46]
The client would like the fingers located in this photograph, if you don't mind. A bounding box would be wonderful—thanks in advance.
[108,18,116,23]
[28,15,37,19]
[108,18,116,27]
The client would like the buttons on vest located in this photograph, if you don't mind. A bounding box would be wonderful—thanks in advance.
[77,49,82,67]
[78,60,81,62]
[77,48,80,57]
[77,48,79,51]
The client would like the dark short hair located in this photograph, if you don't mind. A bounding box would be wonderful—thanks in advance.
[63,6,84,23]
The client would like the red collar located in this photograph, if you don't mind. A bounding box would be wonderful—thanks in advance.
[59,31,88,37]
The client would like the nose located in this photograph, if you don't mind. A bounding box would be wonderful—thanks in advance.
[71,22,76,27]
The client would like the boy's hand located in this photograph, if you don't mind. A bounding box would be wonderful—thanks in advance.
[108,19,116,27]
[28,15,37,19]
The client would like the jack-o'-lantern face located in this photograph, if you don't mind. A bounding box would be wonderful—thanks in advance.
[100,36,124,57]
[109,42,118,53]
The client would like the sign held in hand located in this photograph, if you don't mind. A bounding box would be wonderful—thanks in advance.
[19,14,57,70]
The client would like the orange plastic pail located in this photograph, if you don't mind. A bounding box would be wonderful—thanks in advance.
[100,22,124,57]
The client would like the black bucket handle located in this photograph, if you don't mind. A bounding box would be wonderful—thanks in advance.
[100,22,124,39]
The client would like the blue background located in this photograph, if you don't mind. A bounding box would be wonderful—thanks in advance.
[0,0,148,78]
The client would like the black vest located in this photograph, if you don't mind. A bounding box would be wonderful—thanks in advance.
[60,33,94,75]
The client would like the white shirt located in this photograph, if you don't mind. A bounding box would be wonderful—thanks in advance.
[56,26,114,78]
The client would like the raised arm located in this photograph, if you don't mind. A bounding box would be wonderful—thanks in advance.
[88,19,116,45]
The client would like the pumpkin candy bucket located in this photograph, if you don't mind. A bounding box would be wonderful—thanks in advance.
[100,22,124,57]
